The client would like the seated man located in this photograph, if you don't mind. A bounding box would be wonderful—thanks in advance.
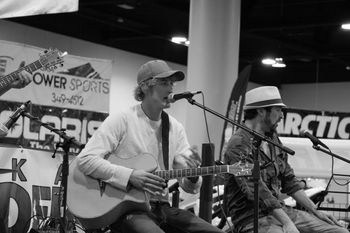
[76,60,223,233]
[224,86,348,233]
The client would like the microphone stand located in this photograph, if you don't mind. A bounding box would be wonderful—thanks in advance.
[185,98,295,233]
[251,137,262,233]
[20,110,85,233]
[311,144,350,211]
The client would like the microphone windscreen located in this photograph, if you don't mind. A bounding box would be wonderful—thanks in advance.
[299,129,308,136]
[0,123,9,137]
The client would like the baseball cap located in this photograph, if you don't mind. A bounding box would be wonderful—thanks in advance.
[137,60,185,85]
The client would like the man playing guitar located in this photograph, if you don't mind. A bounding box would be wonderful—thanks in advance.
[75,60,223,233]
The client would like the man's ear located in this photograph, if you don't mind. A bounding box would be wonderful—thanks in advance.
[140,83,151,95]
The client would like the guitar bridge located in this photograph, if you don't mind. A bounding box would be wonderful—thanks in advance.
[98,180,106,196]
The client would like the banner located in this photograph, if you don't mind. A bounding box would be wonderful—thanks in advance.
[0,0,78,19]
[0,40,111,152]
[277,108,350,139]
[0,102,106,153]
[219,65,251,160]
[0,146,77,232]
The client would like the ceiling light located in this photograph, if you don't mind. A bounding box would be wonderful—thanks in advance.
[116,4,135,10]
[262,58,276,65]
[171,36,187,44]
[272,63,286,68]
[341,23,350,30]
[271,58,286,68]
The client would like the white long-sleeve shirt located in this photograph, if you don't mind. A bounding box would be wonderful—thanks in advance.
[76,104,201,198]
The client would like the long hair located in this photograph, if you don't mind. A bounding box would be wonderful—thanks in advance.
[133,79,155,101]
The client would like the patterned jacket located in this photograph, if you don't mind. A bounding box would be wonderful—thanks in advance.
[224,127,303,229]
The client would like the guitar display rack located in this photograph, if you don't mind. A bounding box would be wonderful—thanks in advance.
[20,107,85,233]
[311,145,350,215]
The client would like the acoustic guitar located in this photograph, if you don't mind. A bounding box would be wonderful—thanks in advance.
[67,153,253,229]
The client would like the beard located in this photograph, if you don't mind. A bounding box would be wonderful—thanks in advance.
[263,116,279,134]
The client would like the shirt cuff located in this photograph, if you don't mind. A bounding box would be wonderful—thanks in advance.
[261,196,282,212]
[105,165,133,191]
[285,184,304,196]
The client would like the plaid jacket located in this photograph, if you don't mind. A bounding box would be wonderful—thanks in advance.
[224,127,303,229]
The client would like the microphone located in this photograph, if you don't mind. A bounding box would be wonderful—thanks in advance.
[300,129,329,150]
[165,91,202,103]
[0,101,30,137]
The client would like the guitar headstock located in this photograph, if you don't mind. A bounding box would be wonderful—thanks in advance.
[39,48,67,72]
[228,161,254,177]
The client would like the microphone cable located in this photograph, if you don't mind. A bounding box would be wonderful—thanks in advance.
[329,148,350,186]
[199,92,211,144]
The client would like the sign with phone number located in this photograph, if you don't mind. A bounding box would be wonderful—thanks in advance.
[51,93,84,106]
[0,39,112,113]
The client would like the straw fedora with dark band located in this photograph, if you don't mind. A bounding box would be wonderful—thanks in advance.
[243,86,286,110]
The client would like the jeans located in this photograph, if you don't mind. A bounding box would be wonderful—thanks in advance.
[111,201,223,233]
[239,206,348,233]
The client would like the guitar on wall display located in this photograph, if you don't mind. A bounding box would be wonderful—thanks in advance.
[67,153,253,229]
[0,48,67,93]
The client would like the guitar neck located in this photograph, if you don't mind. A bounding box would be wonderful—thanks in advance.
[0,60,42,92]
[153,165,228,180]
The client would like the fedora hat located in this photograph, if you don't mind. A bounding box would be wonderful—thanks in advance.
[244,86,286,110]
[137,60,185,85]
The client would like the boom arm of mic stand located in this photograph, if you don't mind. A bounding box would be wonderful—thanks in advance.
[312,145,350,164]
[21,111,85,149]
[186,98,295,155]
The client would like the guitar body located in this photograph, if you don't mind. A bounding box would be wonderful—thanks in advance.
[67,154,157,229]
